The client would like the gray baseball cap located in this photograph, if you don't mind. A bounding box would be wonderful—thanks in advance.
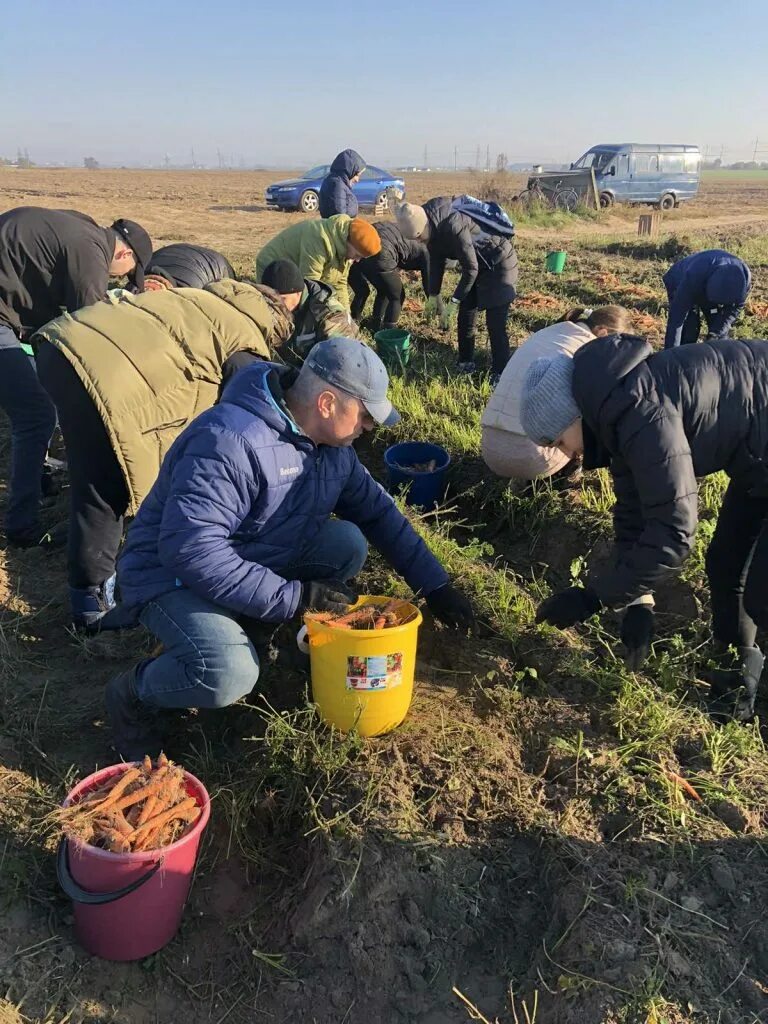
[305,337,400,427]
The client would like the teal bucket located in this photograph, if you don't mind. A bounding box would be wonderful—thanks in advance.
[374,329,411,370]
[545,250,567,274]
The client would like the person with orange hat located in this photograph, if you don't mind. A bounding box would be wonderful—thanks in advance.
[255,214,381,311]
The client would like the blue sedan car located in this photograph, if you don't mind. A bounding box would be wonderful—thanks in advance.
[265,165,406,214]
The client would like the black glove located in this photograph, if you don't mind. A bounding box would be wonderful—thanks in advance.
[425,584,475,633]
[621,604,655,671]
[300,579,357,614]
[536,586,601,629]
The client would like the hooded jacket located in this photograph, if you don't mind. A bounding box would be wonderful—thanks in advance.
[0,206,115,341]
[663,250,751,348]
[34,280,291,514]
[422,196,480,301]
[146,244,234,289]
[117,362,448,617]
[318,150,365,218]
[572,334,768,607]
[255,215,353,309]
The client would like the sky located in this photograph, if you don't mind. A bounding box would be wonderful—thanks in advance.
[3,0,768,169]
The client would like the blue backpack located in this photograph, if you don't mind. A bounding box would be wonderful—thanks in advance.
[451,195,515,238]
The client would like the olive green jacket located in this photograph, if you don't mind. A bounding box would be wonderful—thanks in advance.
[35,280,288,514]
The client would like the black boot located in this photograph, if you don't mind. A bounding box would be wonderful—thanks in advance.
[105,664,163,761]
[707,645,764,724]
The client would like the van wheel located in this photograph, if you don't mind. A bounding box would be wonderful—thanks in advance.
[657,193,676,211]
[599,192,614,208]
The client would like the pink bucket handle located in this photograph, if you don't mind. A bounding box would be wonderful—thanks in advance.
[57,840,163,905]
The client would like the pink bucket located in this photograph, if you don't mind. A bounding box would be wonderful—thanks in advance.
[57,762,211,961]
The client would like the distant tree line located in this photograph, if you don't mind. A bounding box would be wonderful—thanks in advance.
[703,158,768,170]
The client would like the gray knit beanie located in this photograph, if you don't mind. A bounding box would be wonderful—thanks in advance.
[520,354,581,446]
[395,202,429,240]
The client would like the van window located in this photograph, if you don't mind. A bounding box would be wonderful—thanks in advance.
[684,153,700,172]
[575,150,614,171]
[634,154,659,175]
[660,153,685,173]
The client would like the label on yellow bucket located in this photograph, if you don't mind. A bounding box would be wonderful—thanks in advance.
[346,653,403,691]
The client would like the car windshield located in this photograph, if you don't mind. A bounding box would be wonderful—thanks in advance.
[302,165,329,179]
[574,150,615,171]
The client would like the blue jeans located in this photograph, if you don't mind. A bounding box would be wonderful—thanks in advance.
[135,519,368,710]
[0,331,57,536]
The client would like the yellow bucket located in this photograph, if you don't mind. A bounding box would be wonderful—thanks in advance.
[304,596,422,736]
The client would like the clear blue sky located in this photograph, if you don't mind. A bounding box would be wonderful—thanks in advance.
[4,0,767,168]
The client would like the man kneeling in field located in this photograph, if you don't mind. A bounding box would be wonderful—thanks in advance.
[108,338,474,758]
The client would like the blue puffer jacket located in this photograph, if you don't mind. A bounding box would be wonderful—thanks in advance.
[117,362,448,620]
[663,249,751,348]
[318,149,365,218]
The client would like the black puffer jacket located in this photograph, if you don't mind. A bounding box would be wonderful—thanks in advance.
[422,197,518,307]
[572,334,768,606]
[146,244,234,289]
[422,196,479,300]
[373,222,429,273]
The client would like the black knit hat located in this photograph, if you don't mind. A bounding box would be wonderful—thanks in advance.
[111,218,153,290]
[260,259,305,295]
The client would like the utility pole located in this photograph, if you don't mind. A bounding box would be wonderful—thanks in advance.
[485,144,490,172]
[423,144,428,169]
[163,153,170,170]
[754,138,760,162]
[454,145,458,171]
[190,146,197,169]
[475,144,481,169]
[217,148,223,170]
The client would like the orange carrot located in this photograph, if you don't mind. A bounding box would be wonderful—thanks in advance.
[131,797,199,849]
[666,769,702,802]
[107,768,171,813]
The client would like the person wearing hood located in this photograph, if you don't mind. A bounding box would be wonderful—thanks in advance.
[142,244,235,290]
[255,214,381,311]
[481,306,630,480]
[318,149,366,218]
[106,337,475,759]
[260,258,356,358]
[663,249,751,349]
[0,206,152,548]
[34,279,292,632]
[349,221,430,332]
[396,198,518,382]
[519,332,768,723]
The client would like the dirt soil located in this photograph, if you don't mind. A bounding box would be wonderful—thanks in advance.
[1,170,768,1024]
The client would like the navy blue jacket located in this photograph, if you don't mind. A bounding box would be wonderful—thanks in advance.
[663,250,751,349]
[318,150,365,218]
[117,362,448,619]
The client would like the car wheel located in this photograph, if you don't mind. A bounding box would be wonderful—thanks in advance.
[599,191,614,209]
[657,193,675,211]
[375,190,389,210]
[299,190,319,214]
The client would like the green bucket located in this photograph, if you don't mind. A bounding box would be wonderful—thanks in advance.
[545,250,567,274]
[374,328,411,370]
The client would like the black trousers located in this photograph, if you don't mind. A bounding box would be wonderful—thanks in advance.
[457,288,511,375]
[705,480,768,648]
[349,262,404,327]
[36,344,129,589]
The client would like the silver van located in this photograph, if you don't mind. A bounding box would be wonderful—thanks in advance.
[571,144,701,209]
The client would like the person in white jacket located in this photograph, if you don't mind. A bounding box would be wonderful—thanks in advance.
[481,306,631,480]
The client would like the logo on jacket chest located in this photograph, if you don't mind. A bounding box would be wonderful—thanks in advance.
[279,465,301,478]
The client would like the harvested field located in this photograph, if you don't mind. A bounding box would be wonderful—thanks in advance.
[1,170,768,1024]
